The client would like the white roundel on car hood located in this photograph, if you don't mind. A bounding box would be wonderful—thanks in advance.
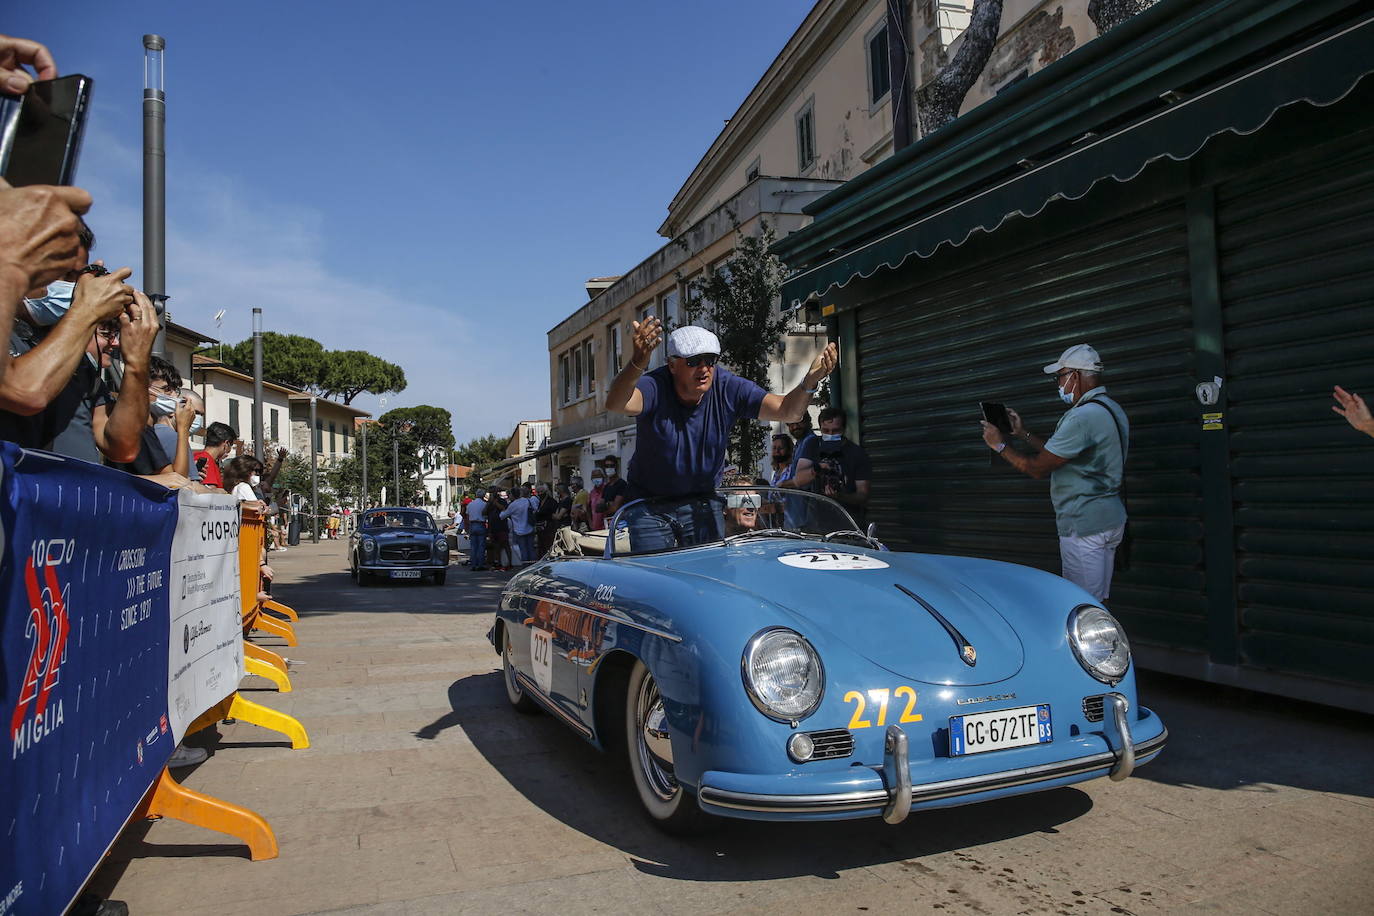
[777,550,889,570]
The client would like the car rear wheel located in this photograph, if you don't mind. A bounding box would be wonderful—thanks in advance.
[624,660,716,834]
[502,627,539,714]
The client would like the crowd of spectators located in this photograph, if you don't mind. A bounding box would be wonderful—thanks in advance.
[0,28,306,771]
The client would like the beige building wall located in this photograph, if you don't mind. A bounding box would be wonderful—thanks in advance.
[190,360,294,454]
[669,0,1122,235]
[546,0,1133,484]
[289,395,368,468]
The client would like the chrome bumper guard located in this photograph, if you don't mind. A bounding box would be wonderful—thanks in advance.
[700,715,1166,823]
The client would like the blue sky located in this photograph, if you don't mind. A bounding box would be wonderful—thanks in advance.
[10,1,812,443]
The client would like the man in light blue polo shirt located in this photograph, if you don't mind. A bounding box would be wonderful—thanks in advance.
[979,344,1129,601]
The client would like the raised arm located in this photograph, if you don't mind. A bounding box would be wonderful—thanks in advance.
[604,317,661,416]
[758,343,838,422]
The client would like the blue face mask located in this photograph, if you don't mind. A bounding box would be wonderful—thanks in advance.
[820,433,843,442]
[24,280,76,326]
[1058,386,1075,405]
[189,415,205,435]
[150,395,178,417]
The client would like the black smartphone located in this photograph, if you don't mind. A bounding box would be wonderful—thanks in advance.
[980,401,1013,435]
[0,74,94,186]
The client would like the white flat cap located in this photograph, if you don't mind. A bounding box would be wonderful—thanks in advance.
[667,326,721,359]
[1043,343,1103,374]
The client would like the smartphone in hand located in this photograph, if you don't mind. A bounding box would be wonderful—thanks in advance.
[0,74,94,186]
[980,401,1014,436]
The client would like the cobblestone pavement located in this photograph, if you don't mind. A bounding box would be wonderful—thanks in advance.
[90,538,1374,915]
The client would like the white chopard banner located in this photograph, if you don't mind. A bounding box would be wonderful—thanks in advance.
[167,490,245,741]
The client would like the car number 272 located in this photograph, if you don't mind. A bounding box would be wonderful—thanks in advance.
[530,628,553,693]
[842,686,923,729]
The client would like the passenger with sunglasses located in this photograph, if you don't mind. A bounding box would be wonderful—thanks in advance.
[604,319,837,549]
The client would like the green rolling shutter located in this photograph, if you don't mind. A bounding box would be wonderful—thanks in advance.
[1217,130,1374,686]
[855,197,1203,648]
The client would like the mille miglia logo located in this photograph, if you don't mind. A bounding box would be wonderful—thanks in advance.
[11,546,73,758]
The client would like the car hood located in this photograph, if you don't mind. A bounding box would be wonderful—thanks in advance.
[661,542,1024,686]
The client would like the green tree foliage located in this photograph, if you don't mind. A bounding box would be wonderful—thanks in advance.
[319,350,407,405]
[218,334,406,404]
[219,332,325,390]
[682,218,789,475]
[451,433,507,483]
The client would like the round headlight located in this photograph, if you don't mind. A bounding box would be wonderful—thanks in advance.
[742,628,824,722]
[435,536,448,550]
[1068,605,1130,684]
[361,538,376,554]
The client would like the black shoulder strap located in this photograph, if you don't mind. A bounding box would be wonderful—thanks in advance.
[1081,399,1128,505]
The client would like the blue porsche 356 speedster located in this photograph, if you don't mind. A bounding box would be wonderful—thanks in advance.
[490,487,1166,832]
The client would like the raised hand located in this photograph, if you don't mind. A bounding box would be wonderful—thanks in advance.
[72,266,134,324]
[0,33,57,95]
[806,342,838,386]
[117,289,159,369]
[0,181,93,291]
[630,316,662,369]
[1006,407,1027,438]
[1333,385,1374,438]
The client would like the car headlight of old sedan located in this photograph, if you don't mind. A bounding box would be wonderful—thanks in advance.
[742,628,824,722]
[434,536,448,555]
[361,537,376,555]
[1068,605,1131,685]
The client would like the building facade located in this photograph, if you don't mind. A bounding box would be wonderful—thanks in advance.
[190,356,295,454]
[774,0,1374,710]
[289,395,370,468]
[544,0,1129,485]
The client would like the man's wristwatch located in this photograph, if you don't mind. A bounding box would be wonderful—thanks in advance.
[995,442,1007,453]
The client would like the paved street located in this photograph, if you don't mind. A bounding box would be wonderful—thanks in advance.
[91,538,1374,915]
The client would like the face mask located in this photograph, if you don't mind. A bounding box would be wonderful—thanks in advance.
[188,415,205,435]
[249,475,261,487]
[820,433,842,442]
[591,478,603,487]
[150,395,178,417]
[24,280,75,326]
[1058,386,1075,405]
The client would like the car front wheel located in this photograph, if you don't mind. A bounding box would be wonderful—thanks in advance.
[625,659,715,834]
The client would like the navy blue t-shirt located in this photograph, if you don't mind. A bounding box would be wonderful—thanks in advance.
[627,365,767,498]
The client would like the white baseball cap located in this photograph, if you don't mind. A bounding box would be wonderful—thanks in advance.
[1043,344,1103,374]
[667,326,721,359]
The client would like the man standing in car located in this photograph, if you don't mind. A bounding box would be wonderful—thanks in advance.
[604,318,836,547]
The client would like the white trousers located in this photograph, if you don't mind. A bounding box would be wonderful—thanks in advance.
[1059,524,1126,602]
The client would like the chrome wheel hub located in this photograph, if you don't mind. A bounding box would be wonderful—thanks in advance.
[635,675,677,801]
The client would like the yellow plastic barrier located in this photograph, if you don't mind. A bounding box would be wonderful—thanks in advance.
[240,508,298,645]
[136,767,279,861]
[243,641,293,692]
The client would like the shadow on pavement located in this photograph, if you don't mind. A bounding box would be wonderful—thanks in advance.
[419,672,1096,882]
[1132,669,1374,798]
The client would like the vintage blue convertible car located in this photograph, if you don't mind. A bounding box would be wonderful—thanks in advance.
[350,507,449,585]
[491,487,1166,832]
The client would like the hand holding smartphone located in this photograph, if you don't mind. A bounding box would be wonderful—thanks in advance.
[0,74,92,186]
[980,401,1014,436]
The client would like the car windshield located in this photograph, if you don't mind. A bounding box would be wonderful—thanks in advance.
[362,510,435,531]
[608,487,871,557]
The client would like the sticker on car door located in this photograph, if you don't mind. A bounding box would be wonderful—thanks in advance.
[530,627,553,694]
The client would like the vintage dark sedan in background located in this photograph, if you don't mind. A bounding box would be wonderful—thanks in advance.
[350,507,449,585]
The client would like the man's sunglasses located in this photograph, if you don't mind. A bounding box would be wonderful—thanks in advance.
[684,354,719,368]
[76,264,111,278]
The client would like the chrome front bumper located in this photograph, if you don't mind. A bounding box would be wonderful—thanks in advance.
[699,698,1166,823]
